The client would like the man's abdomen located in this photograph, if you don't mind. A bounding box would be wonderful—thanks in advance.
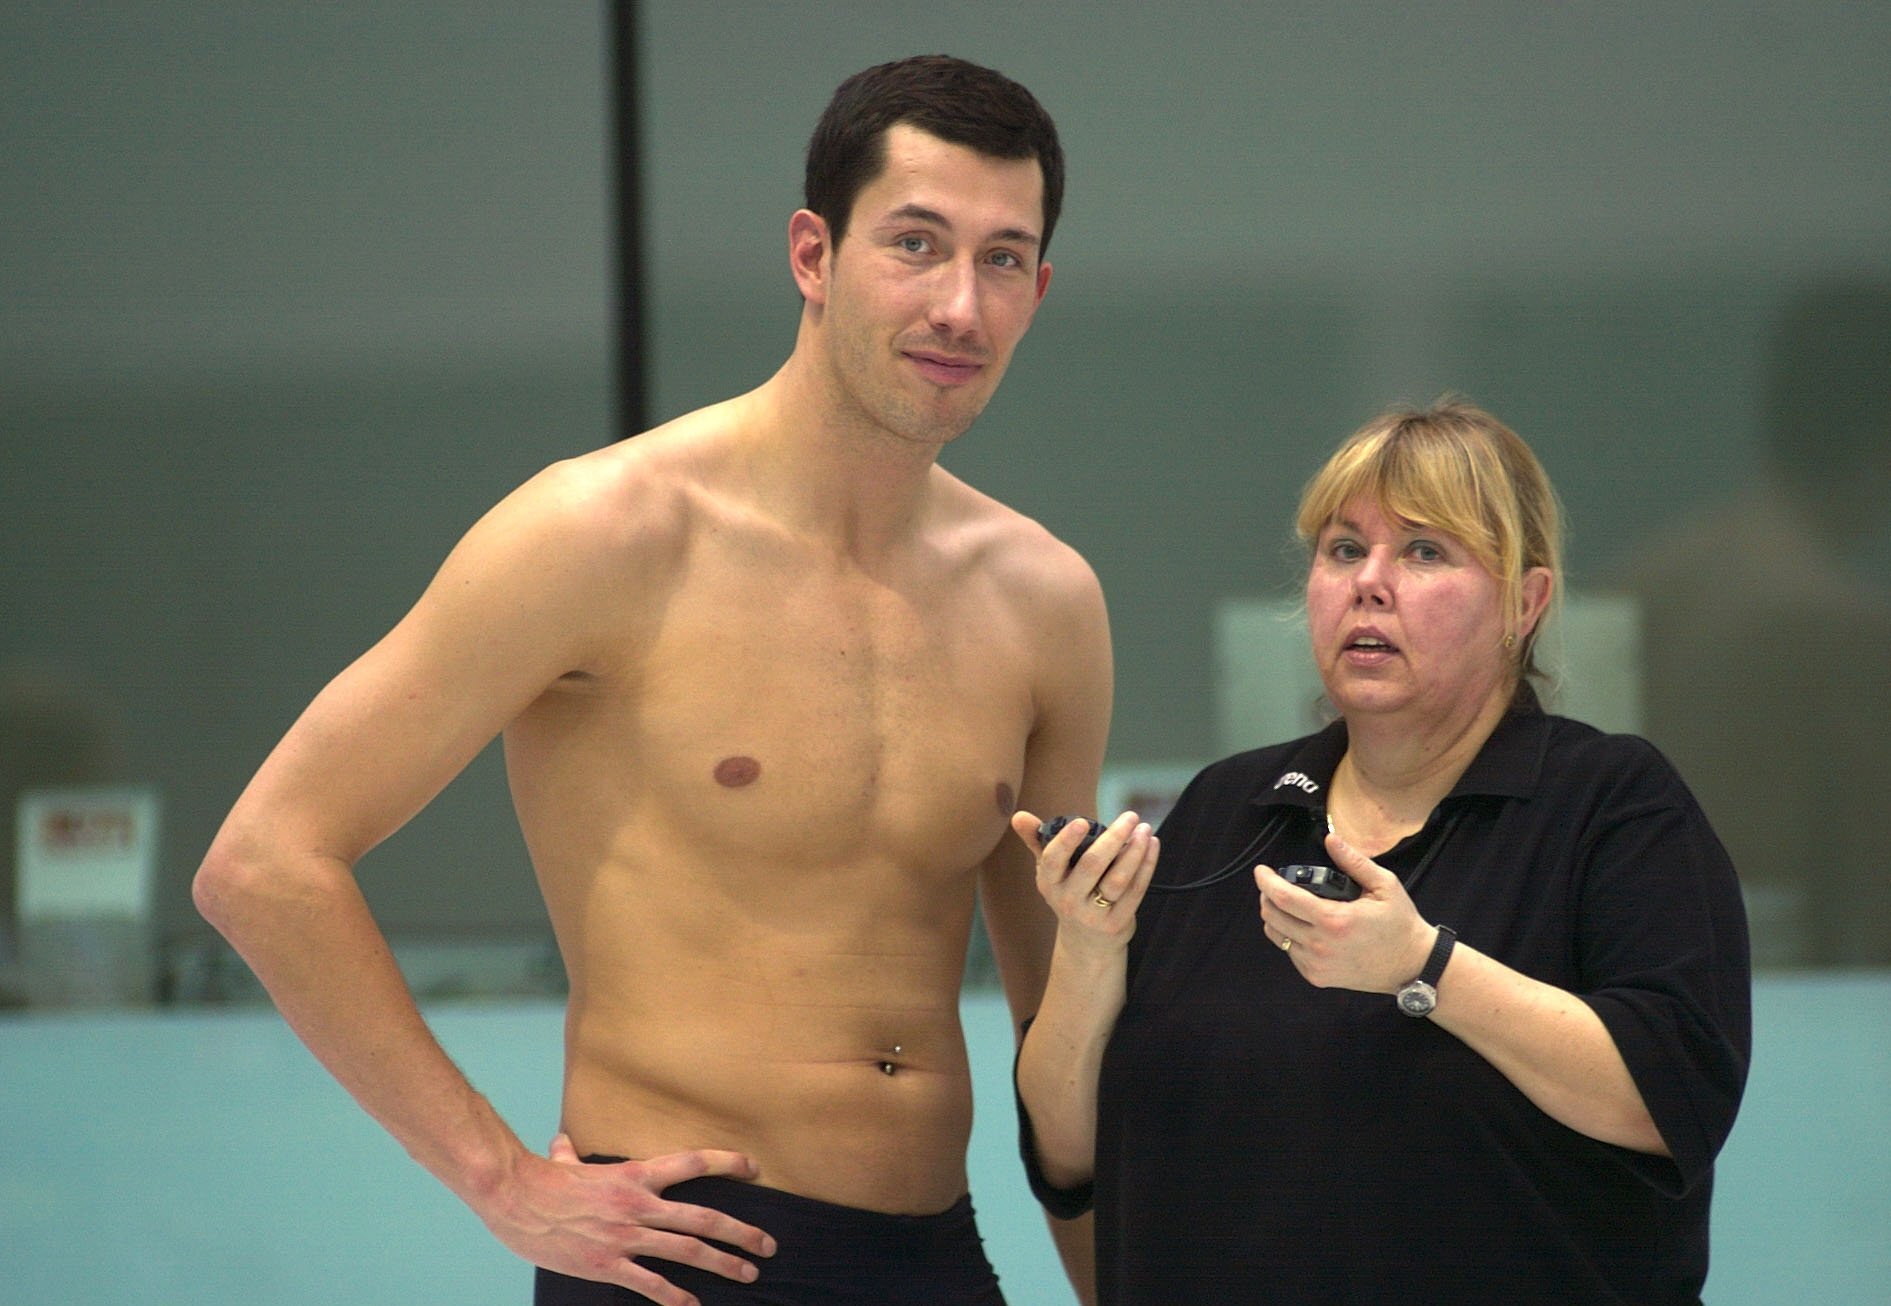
[559,949,980,1214]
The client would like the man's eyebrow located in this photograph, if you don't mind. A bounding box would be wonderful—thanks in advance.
[990,226,1042,249]
[880,203,950,229]
[877,203,1041,248]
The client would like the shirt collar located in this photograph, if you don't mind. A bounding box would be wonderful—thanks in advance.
[1447,691,1549,801]
[1249,720,1347,814]
[1248,688,1550,813]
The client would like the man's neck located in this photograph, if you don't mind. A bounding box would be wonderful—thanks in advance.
[731,365,945,562]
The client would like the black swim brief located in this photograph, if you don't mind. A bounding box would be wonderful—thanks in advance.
[532,1159,1008,1305]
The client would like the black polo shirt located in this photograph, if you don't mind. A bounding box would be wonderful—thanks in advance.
[1024,701,1751,1305]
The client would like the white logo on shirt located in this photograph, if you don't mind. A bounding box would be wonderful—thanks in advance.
[1274,771,1320,794]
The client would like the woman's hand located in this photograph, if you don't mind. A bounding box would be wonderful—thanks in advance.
[1260,832,1668,1151]
[1011,811,1159,1197]
[1255,831,1433,993]
[1012,810,1158,955]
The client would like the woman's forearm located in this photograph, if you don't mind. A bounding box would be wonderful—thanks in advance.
[1016,934,1129,1189]
[1430,941,1668,1155]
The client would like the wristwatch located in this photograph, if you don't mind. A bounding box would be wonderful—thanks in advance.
[1396,925,1457,1017]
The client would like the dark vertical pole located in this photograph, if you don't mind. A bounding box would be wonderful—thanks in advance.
[607,0,645,440]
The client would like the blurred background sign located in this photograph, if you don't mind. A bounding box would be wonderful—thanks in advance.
[15,785,161,1006]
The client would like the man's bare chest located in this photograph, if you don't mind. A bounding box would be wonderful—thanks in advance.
[606,562,1035,869]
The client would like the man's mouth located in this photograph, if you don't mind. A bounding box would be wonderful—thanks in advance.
[903,349,985,385]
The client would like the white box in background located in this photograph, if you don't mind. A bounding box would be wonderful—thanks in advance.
[15,785,161,1006]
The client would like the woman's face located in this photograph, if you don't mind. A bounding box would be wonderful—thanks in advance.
[1306,496,1526,725]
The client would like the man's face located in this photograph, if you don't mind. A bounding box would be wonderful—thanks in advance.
[814,123,1052,448]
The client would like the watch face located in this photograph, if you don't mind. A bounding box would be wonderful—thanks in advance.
[1397,980,1437,1017]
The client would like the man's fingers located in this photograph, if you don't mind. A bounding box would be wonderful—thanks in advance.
[547,1131,582,1164]
[614,1226,762,1288]
[647,1196,775,1260]
[638,1147,762,1188]
[626,1150,775,1259]
[608,1257,705,1306]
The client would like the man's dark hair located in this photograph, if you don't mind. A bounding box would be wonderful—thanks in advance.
[805,55,1065,257]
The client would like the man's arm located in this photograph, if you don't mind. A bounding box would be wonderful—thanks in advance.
[193,464,774,1304]
[977,540,1114,1306]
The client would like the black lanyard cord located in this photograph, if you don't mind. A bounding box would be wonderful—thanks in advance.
[1144,811,1294,894]
[1144,804,1469,896]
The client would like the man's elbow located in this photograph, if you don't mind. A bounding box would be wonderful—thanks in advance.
[192,839,256,934]
[192,827,307,937]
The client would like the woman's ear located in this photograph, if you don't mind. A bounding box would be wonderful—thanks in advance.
[1517,566,1555,640]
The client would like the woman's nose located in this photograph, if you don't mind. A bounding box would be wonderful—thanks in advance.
[1352,552,1393,605]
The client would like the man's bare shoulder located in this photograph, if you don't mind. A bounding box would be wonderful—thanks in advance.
[932,469,1103,618]
[493,404,741,562]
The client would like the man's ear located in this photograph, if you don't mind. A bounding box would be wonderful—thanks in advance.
[1034,258,1052,306]
[789,209,831,304]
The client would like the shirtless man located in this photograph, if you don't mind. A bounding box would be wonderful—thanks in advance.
[194,55,1111,1306]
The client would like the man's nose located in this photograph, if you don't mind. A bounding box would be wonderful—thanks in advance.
[927,258,980,338]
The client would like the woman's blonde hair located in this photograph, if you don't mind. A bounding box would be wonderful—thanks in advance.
[1294,398,1565,683]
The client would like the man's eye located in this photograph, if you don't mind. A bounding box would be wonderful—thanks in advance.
[898,236,931,254]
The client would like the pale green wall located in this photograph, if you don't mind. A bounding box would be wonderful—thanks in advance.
[4,2,1889,953]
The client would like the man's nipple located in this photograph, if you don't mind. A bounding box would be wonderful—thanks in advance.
[714,756,762,788]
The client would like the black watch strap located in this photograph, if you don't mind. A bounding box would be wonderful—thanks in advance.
[1396,925,1457,1017]
[1419,924,1457,987]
